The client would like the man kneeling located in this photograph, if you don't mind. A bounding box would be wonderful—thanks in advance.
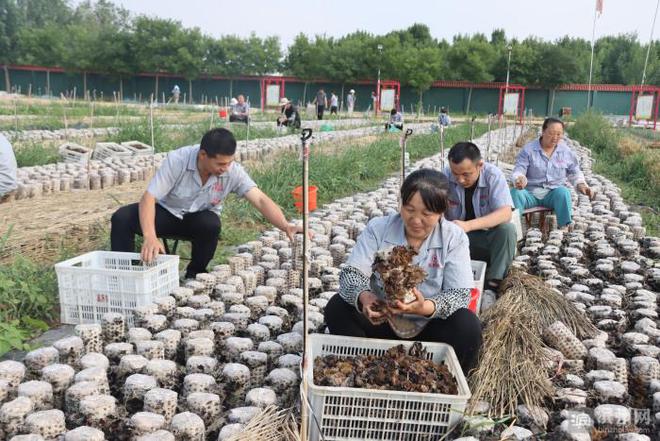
[444,142,517,293]
[111,128,300,279]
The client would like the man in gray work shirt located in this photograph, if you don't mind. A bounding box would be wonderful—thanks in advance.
[111,128,301,278]
[444,142,517,293]
[0,133,18,203]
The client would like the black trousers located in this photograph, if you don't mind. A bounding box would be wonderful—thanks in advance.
[324,294,483,374]
[316,105,325,120]
[229,114,249,124]
[110,203,221,278]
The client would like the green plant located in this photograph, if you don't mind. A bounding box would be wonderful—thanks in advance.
[0,318,49,355]
[570,112,659,236]
[14,142,60,167]
[0,256,58,324]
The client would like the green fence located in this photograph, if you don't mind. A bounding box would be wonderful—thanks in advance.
[0,66,636,117]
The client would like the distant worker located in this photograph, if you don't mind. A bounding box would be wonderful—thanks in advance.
[314,88,327,120]
[371,91,377,115]
[444,142,516,294]
[110,128,302,279]
[276,98,301,130]
[329,91,339,115]
[0,133,17,203]
[230,95,250,124]
[439,107,452,126]
[510,117,593,230]
[385,108,403,131]
[171,85,181,104]
[346,89,356,116]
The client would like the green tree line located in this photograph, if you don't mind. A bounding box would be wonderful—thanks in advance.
[1,0,659,99]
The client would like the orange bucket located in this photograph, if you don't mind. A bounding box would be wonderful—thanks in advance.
[292,186,317,213]
[219,108,227,118]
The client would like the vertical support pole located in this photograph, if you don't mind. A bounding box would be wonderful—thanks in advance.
[299,128,313,441]
[439,124,445,169]
[400,129,413,203]
[149,94,155,149]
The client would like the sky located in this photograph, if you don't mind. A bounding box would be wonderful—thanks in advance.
[106,0,659,48]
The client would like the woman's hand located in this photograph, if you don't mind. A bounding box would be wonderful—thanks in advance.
[514,175,527,190]
[577,183,594,200]
[358,291,387,325]
[387,287,435,317]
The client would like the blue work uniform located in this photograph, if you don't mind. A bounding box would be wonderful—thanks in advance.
[147,145,256,219]
[510,138,585,226]
[445,162,517,281]
[338,213,474,338]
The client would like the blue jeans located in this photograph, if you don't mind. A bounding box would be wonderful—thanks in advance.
[510,187,572,226]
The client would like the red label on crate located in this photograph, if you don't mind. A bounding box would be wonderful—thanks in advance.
[96,294,108,303]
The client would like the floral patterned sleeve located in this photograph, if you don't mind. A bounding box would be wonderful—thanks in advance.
[338,265,370,311]
[428,288,471,319]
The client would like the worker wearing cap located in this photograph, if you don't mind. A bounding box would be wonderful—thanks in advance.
[276,98,301,129]
[444,142,517,293]
[347,89,356,116]
[0,133,17,203]
[111,128,301,279]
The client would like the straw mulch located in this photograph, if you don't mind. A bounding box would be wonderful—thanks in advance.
[468,269,598,418]
[226,405,300,441]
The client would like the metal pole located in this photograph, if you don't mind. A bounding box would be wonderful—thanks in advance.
[486,114,492,161]
[149,94,155,149]
[377,44,383,117]
[439,124,445,169]
[299,128,313,441]
[470,116,476,141]
[587,5,599,109]
[246,96,251,150]
[400,129,413,202]
[642,0,660,86]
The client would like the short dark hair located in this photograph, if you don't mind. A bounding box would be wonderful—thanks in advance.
[200,128,236,157]
[448,142,482,164]
[542,117,564,131]
[400,168,449,215]
[390,108,397,115]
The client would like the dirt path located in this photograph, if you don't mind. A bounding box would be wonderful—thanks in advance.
[0,132,391,264]
[0,181,146,263]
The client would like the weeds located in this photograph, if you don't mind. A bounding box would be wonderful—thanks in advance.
[569,111,659,235]
[14,142,60,167]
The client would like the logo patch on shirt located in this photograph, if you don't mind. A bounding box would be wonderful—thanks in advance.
[448,199,459,207]
[429,253,442,268]
[213,181,223,192]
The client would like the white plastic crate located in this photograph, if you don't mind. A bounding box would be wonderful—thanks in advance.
[470,260,487,314]
[92,142,133,161]
[58,142,92,164]
[120,140,155,156]
[306,334,471,441]
[511,208,523,241]
[55,251,179,326]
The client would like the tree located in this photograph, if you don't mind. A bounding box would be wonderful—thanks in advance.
[0,0,23,90]
[446,34,497,82]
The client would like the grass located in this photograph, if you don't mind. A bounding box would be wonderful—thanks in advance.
[15,142,60,167]
[569,111,659,236]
